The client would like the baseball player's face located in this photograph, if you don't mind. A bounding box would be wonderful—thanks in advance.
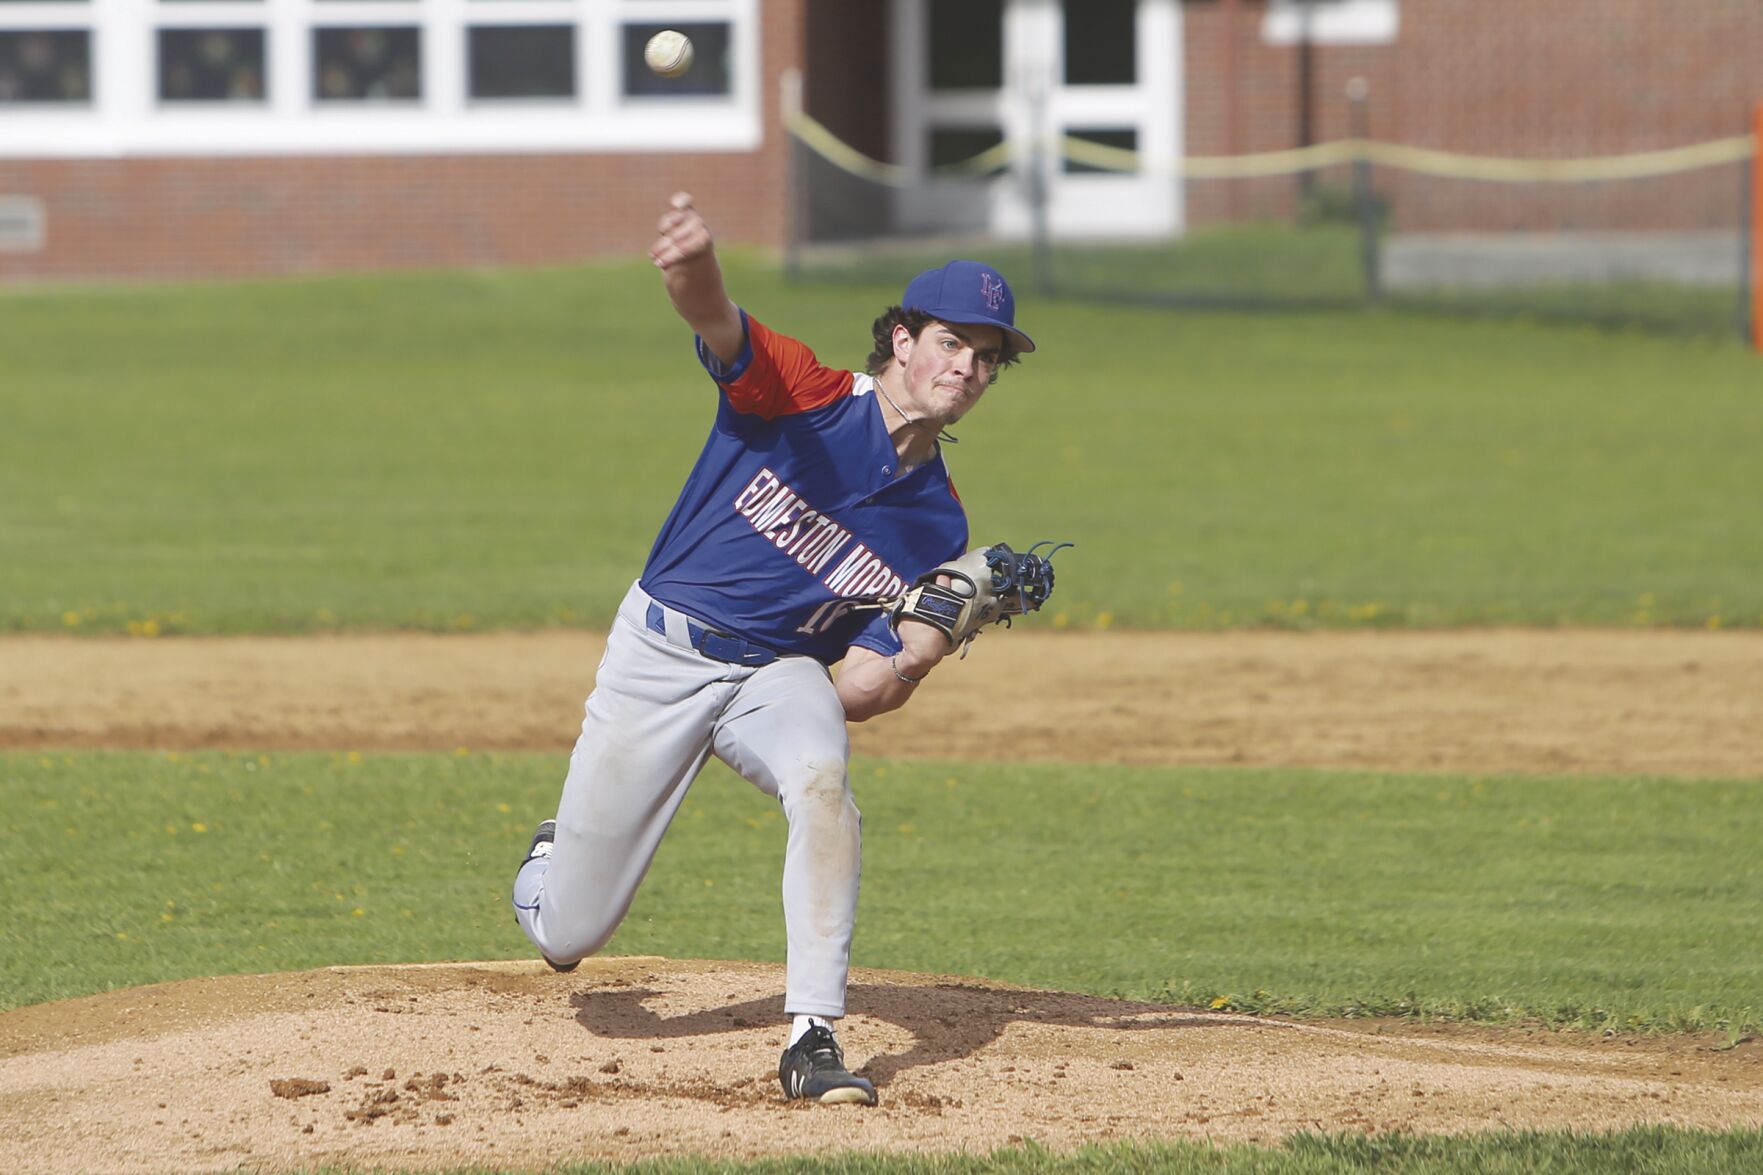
[898,321,1003,425]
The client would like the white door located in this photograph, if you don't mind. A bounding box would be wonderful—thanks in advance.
[890,0,1181,239]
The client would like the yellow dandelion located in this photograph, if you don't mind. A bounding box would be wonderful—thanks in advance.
[160,912,174,923]
[62,611,81,627]
[454,747,470,757]
[1210,995,1231,1010]
[1052,611,1070,629]
[1096,611,1114,630]
[352,908,366,918]
[191,823,208,834]
[347,751,362,765]
[497,802,512,814]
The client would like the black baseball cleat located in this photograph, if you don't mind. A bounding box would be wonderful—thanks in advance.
[778,1024,878,1105]
[515,820,578,973]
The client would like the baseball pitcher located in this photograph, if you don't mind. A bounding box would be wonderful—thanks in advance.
[512,193,1064,1106]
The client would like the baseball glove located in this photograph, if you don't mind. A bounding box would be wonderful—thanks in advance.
[888,540,1072,653]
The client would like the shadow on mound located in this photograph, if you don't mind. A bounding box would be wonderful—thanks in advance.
[572,979,1250,1088]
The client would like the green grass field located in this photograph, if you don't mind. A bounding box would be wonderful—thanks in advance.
[4,262,1762,1172]
[5,751,1762,1172]
[6,752,1759,1033]
[3,255,1760,635]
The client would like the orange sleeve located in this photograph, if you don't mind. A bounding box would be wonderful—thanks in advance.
[706,312,853,420]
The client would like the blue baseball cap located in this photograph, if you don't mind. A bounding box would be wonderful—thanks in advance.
[901,260,1036,354]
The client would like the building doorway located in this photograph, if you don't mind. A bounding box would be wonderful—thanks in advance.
[889,0,1180,240]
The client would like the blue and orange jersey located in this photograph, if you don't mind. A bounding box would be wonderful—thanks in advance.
[640,310,968,665]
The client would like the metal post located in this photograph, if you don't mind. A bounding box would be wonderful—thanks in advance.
[1348,77,1380,303]
[1222,0,1243,220]
[1739,145,1752,346]
[1750,102,1763,351]
[1028,65,1054,296]
[780,67,805,281]
[1297,0,1317,199]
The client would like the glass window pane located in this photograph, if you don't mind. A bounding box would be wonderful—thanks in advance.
[0,29,91,104]
[1063,0,1135,85]
[1063,127,1137,173]
[621,22,729,98]
[314,27,420,101]
[158,28,266,102]
[468,25,573,100]
[928,126,1003,171]
[928,0,1001,91]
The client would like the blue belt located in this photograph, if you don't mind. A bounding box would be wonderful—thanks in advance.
[645,602,778,667]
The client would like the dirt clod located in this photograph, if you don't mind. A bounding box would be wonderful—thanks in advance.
[269,1079,330,1099]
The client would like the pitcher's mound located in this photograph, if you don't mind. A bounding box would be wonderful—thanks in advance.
[2,958,1759,1174]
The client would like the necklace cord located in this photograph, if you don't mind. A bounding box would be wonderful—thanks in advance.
[876,383,959,447]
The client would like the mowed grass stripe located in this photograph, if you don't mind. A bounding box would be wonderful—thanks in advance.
[431,1127,1763,1174]
[3,257,1761,635]
[5,751,1759,1035]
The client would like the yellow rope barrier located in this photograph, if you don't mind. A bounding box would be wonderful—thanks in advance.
[788,111,1756,187]
[787,112,909,186]
[1347,136,1754,182]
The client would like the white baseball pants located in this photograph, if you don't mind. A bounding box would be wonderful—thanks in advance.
[513,581,861,1018]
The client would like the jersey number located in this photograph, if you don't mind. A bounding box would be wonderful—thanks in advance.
[796,598,863,635]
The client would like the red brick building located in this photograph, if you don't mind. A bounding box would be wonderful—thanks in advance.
[1,0,1756,281]
[1181,0,1759,232]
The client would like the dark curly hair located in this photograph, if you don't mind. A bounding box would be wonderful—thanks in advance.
[864,306,1022,386]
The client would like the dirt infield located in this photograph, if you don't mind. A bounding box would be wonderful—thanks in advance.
[4,628,1761,776]
[2,960,1760,1174]
[4,629,1762,1172]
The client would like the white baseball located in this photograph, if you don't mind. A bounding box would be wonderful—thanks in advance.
[644,30,694,78]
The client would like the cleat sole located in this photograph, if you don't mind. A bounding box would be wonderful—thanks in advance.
[818,1085,878,1106]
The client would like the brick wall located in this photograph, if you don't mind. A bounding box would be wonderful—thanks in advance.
[0,0,803,282]
[1182,0,1761,231]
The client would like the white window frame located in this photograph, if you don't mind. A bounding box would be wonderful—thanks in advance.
[891,0,1181,240]
[0,0,759,157]
[1262,0,1398,47]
